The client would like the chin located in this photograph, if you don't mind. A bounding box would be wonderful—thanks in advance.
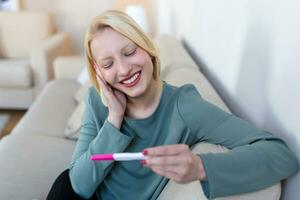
[124,88,145,98]
[125,81,149,98]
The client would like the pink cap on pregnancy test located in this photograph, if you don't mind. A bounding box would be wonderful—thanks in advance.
[90,154,114,161]
[90,152,146,161]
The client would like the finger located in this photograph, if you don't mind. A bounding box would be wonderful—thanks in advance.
[152,166,192,183]
[146,164,179,174]
[96,76,114,102]
[113,88,126,100]
[92,61,105,80]
[145,155,180,166]
[92,60,100,71]
[96,69,105,80]
[96,74,107,90]
[96,73,110,91]
[92,61,110,92]
[93,63,101,77]
[94,66,104,82]
[144,144,189,156]
[96,73,104,85]
[95,74,102,86]
[151,166,179,180]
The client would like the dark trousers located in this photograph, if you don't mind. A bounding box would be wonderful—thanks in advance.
[47,169,98,200]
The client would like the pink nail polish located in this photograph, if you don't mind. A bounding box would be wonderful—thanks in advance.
[143,150,148,155]
[140,160,146,165]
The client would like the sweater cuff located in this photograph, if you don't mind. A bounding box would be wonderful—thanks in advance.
[200,180,210,199]
[92,120,133,154]
[197,154,213,199]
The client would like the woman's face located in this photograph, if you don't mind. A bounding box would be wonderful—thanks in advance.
[90,27,154,98]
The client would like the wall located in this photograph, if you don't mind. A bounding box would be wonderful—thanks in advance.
[154,0,300,199]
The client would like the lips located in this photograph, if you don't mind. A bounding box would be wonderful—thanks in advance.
[120,71,141,88]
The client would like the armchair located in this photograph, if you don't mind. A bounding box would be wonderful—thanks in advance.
[0,11,72,109]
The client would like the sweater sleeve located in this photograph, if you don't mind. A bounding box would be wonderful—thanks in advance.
[177,85,299,199]
[69,89,133,199]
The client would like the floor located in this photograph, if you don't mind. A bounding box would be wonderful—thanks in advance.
[0,109,26,139]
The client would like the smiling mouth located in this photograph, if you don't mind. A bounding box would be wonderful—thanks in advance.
[120,71,141,87]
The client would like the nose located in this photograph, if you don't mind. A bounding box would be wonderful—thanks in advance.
[117,58,133,77]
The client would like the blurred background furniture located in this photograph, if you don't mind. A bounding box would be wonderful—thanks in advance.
[0,11,72,109]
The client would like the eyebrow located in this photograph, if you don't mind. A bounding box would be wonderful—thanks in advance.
[96,42,136,63]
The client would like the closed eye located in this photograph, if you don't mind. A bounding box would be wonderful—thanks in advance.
[103,61,113,68]
[125,48,137,57]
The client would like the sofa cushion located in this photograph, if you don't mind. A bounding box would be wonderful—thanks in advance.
[54,56,86,80]
[11,80,80,138]
[0,11,54,58]
[64,101,85,140]
[74,80,92,103]
[154,35,198,73]
[0,87,34,109]
[161,65,230,113]
[0,133,75,200]
[77,67,89,84]
[0,59,32,88]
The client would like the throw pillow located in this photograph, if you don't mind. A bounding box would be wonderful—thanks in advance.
[74,80,92,103]
[64,101,86,140]
[76,67,89,84]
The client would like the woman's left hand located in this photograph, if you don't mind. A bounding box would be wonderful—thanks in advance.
[142,144,207,183]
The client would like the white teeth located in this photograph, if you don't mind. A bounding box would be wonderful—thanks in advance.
[122,72,139,84]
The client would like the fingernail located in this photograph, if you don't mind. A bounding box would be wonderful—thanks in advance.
[140,160,146,165]
[142,150,148,155]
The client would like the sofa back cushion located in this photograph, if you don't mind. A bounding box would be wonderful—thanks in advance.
[0,59,31,88]
[161,65,230,113]
[64,101,86,140]
[153,35,198,73]
[0,11,54,58]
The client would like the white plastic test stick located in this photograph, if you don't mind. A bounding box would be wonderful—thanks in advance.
[90,152,146,161]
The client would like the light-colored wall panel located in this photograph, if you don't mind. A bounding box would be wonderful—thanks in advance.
[155,0,300,199]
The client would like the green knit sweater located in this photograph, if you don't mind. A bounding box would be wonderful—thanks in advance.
[69,83,299,199]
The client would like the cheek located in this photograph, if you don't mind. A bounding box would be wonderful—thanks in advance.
[134,51,153,69]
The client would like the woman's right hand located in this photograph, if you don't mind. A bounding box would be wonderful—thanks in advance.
[94,66,127,129]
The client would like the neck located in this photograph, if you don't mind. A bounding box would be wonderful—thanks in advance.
[126,79,163,119]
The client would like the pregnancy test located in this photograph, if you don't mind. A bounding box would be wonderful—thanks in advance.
[90,152,146,161]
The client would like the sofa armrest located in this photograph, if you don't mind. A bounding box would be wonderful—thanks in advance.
[53,56,86,80]
[158,142,281,200]
[29,32,73,94]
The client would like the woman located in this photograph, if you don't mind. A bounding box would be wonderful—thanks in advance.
[47,10,299,200]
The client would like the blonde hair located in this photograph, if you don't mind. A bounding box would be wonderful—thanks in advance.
[84,10,160,94]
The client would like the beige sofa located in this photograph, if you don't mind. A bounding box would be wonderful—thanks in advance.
[0,11,72,109]
[0,35,280,199]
